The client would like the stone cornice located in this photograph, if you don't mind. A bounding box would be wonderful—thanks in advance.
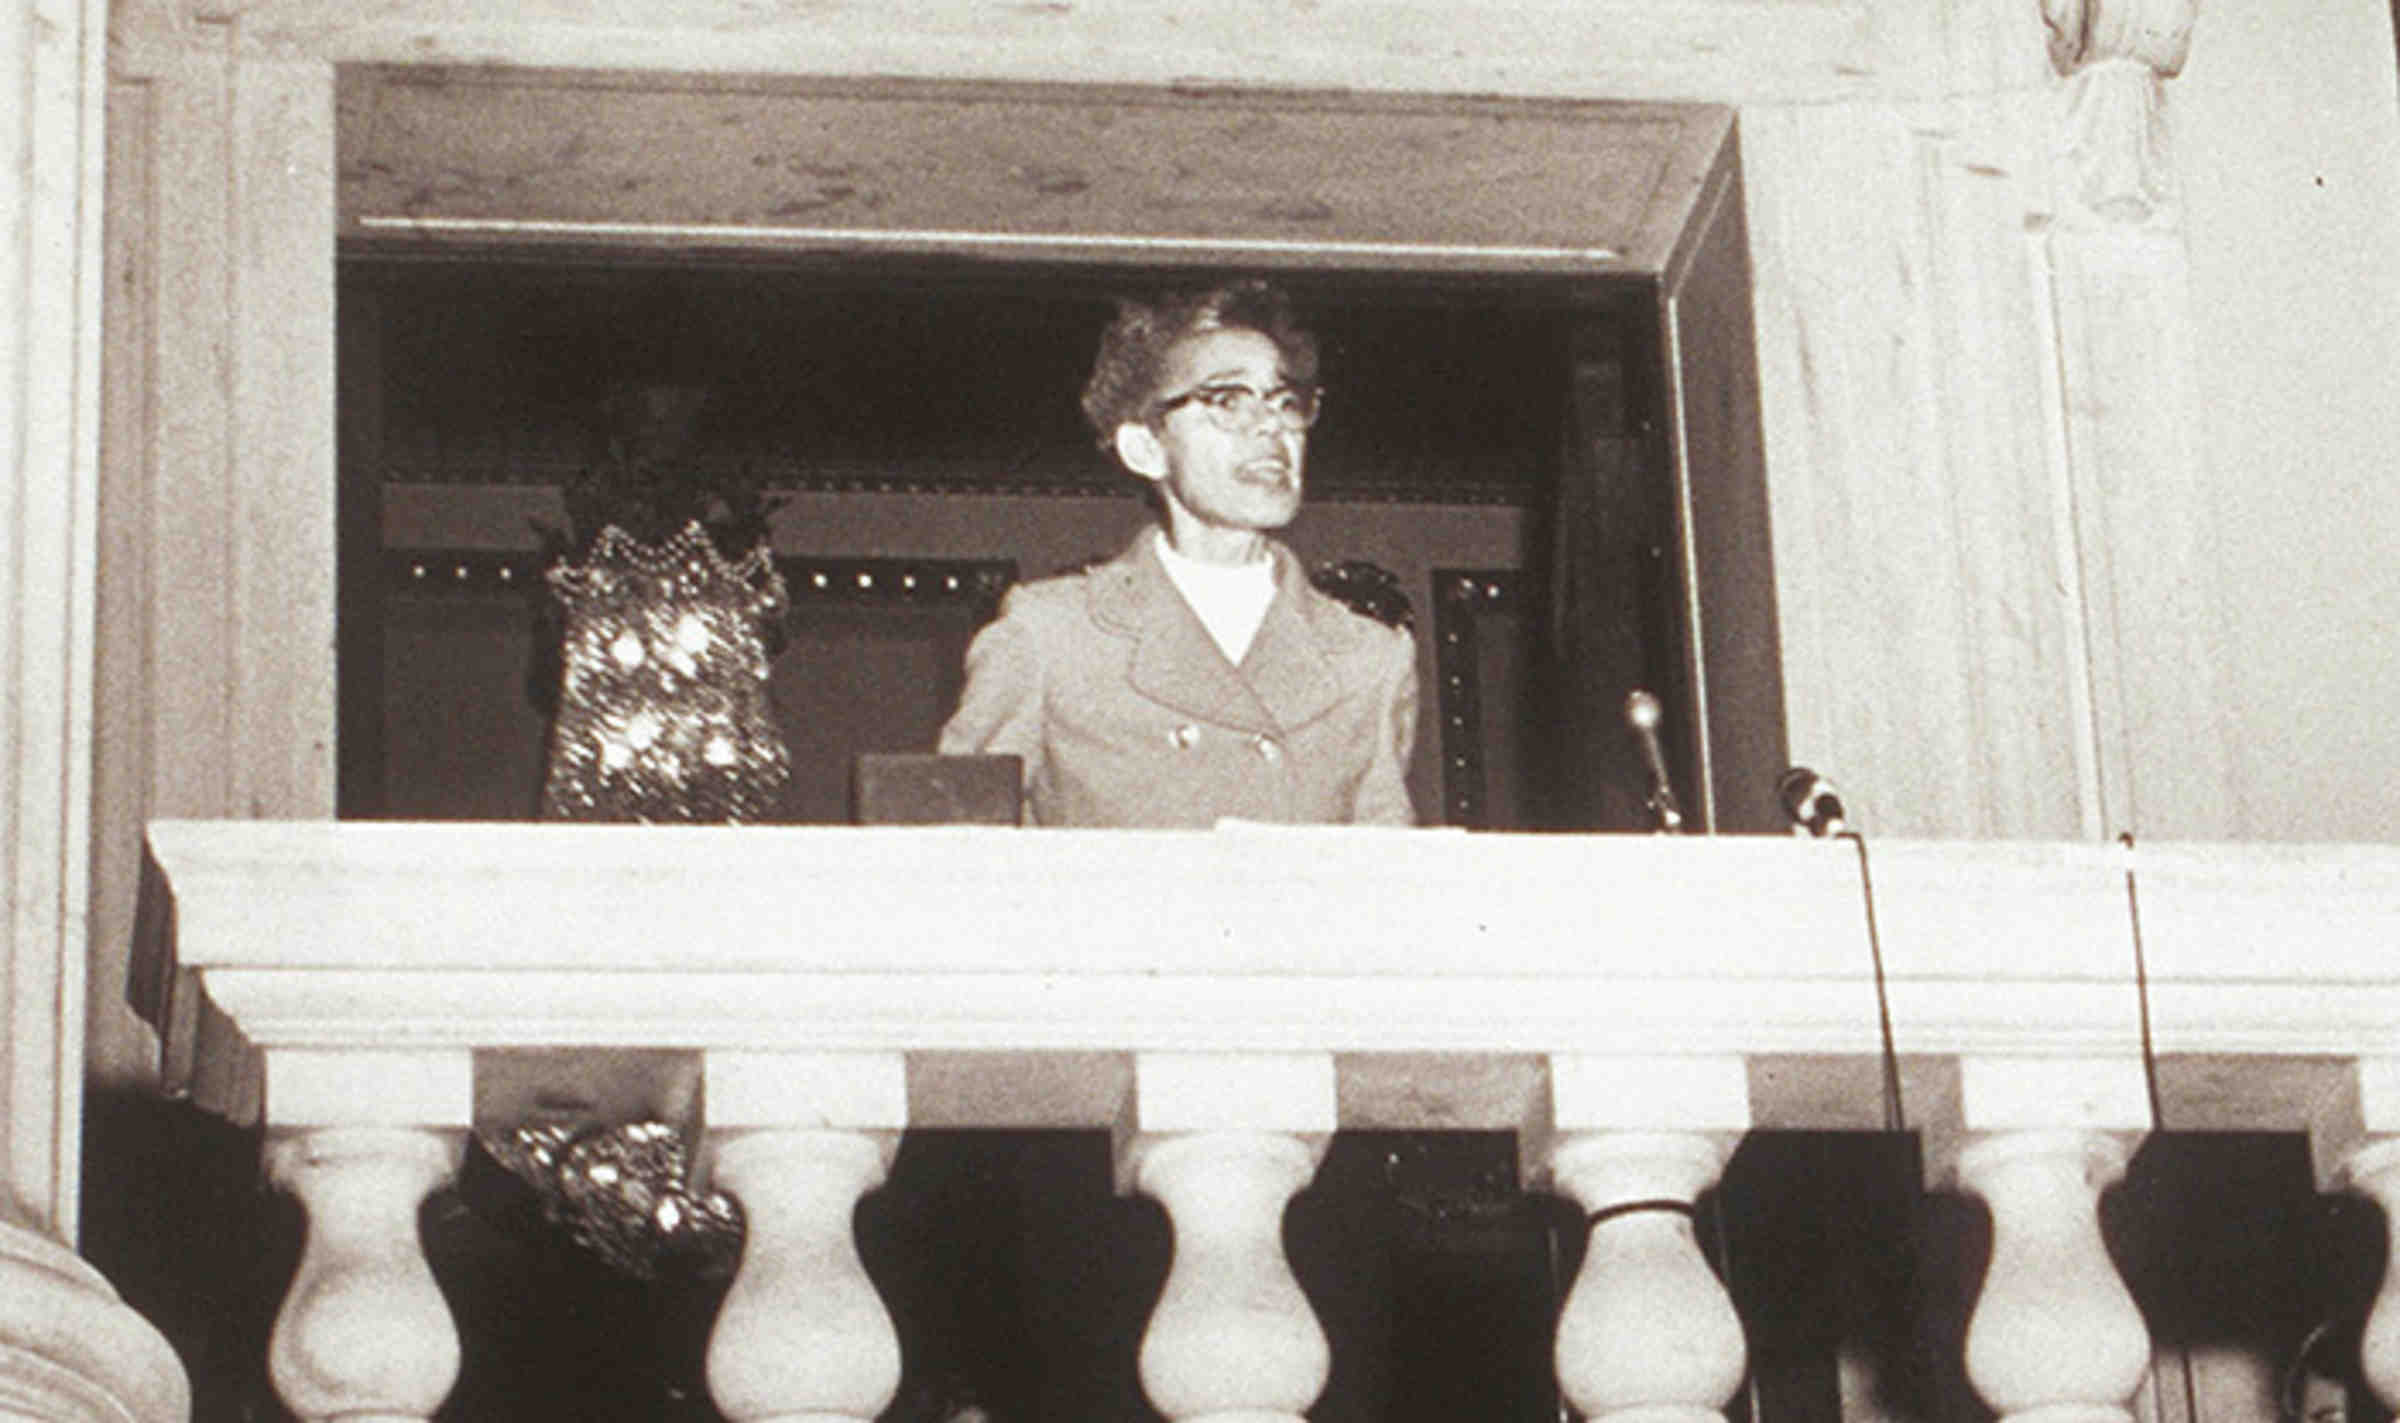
[111,2,2128,115]
[139,821,2400,1144]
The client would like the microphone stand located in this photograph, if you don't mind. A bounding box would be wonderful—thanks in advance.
[1622,690,1686,834]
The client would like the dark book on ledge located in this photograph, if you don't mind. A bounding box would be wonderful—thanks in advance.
[852,753,1024,826]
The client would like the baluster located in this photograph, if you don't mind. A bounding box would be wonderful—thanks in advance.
[2315,1062,2400,1412]
[1956,1130,2150,1423]
[705,1128,901,1423]
[265,1127,462,1423]
[1123,1052,1335,1423]
[1133,1130,1330,1423]
[1546,1130,1746,1423]
[2339,1138,2400,1410]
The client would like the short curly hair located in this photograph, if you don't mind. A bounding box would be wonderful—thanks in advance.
[1078,279,1320,446]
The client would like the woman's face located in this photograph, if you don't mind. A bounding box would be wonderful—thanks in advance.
[1122,326,1308,546]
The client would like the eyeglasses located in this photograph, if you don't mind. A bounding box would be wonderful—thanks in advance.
[1150,380,1323,432]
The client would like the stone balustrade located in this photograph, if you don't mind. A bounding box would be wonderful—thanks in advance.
[134,821,2400,1423]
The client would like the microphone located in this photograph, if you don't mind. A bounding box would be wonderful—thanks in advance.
[1776,766,1848,838]
[1622,689,1685,834]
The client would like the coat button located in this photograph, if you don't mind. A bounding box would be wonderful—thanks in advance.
[1253,735,1281,763]
[1169,723,1200,750]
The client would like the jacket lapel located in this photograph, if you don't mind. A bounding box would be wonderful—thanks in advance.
[1238,546,1344,733]
[1090,533,1343,736]
[1094,533,1273,733]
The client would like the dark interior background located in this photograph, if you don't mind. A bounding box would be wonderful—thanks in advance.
[336,253,1695,831]
[353,255,1588,500]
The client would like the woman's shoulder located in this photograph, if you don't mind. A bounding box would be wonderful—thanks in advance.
[1293,560,1416,660]
[977,559,1125,660]
[995,561,1104,622]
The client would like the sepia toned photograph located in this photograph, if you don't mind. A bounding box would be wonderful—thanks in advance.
[8,4,2400,1423]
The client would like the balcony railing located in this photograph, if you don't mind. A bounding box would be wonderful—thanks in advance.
[134,820,2400,1423]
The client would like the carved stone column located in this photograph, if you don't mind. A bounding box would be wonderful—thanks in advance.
[2337,1140,2400,1411]
[1122,1053,1334,1423]
[4,0,109,1235]
[701,1051,906,1423]
[2304,1061,2400,1412]
[1956,1131,2150,1423]
[2042,0,2199,225]
[0,1209,189,1422]
[2033,0,2230,838]
[1923,1052,2152,1423]
[1133,1131,1330,1423]
[1545,1131,1747,1423]
[705,1130,901,1423]
[0,10,183,1417]
[1536,1055,1751,1423]
[265,1128,464,1423]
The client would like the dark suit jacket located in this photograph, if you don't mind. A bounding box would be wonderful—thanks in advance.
[939,531,1418,827]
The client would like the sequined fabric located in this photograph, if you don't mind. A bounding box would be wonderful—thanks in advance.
[509,518,782,1272]
[539,520,791,823]
[1309,558,1415,631]
[484,1120,745,1280]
